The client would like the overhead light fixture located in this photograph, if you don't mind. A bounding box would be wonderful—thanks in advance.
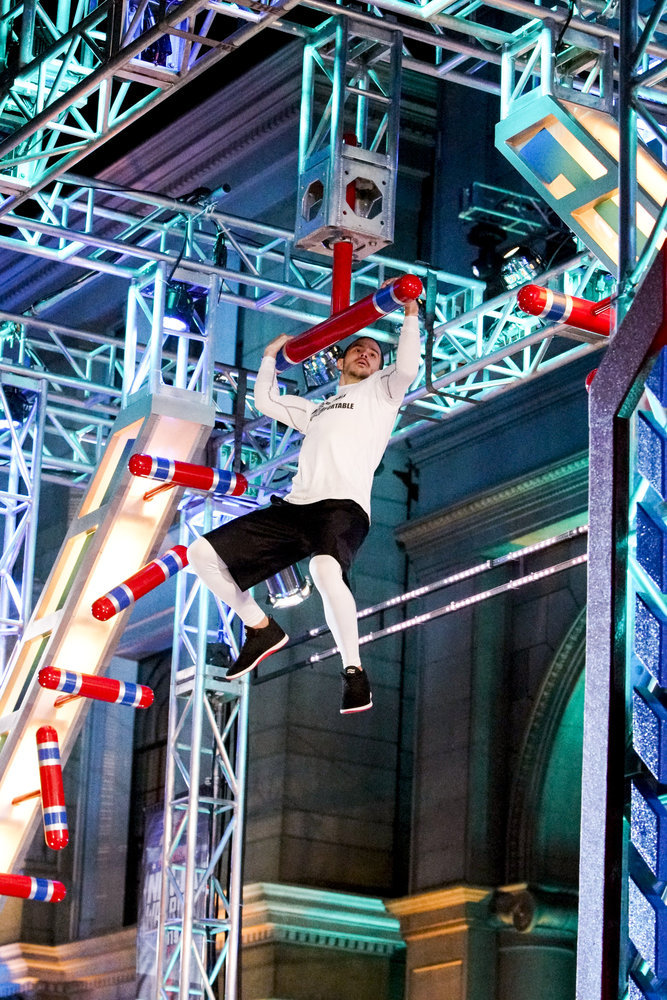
[164,282,195,333]
[0,335,37,429]
[265,565,312,609]
[466,223,508,297]
[467,223,505,280]
[500,244,545,291]
[500,227,579,291]
[467,215,578,295]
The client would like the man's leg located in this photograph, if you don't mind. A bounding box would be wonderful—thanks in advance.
[187,536,288,677]
[188,536,267,625]
[309,554,372,713]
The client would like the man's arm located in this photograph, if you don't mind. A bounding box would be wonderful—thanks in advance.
[254,333,315,433]
[381,298,421,402]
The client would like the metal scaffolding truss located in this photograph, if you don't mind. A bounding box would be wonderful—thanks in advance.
[157,502,247,1000]
[496,9,667,301]
[0,284,605,488]
[0,168,608,491]
[2,0,667,221]
[0,172,484,319]
[0,0,303,213]
[0,372,47,674]
[618,0,667,292]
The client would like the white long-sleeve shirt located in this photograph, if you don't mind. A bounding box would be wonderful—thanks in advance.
[253,315,421,518]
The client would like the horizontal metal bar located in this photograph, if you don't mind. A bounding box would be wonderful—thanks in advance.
[255,551,589,681]
[294,524,589,642]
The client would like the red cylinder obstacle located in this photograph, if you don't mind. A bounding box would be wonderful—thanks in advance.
[517,284,614,337]
[275,274,423,372]
[91,545,189,622]
[39,666,154,709]
[331,240,353,315]
[0,873,66,902]
[36,726,68,851]
[128,454,247,498]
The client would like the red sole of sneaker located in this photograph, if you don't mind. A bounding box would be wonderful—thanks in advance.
[224,633,289,680]
[340,699,373,714]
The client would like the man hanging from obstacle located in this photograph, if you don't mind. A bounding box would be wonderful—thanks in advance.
[187,287,420,714]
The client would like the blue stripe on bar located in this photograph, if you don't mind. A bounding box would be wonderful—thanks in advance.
[153,457,172,481]
[108,585,132,611]
[159,552,181,577]
[31,878,50,901]
[544,302,567,321]
[44,810,68,824]
[117,683,139,705]
[211,471,234,497]
[372,284,400,315]
[59,671,80,694]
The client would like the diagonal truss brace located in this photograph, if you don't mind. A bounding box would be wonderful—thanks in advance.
[0,0,303,213]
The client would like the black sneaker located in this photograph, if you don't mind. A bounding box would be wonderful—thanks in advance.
[225,617,288,680]
[340,667,373,714]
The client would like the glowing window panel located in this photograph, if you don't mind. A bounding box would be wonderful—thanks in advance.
[572,194,620,267]
[571,103,667,213]
[79,419,142,517]
[34,528,97,619]
[6,634,51,714]
[508,113,607,202]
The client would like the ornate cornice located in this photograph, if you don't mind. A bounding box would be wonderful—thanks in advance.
[241,882,404,954]
[387,885,492,916]
[396,451,589,568]
[387,882,577,943]
[386,885,494,942]
[0,928,136,996]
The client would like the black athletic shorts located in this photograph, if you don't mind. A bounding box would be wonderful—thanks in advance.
[203,496,370,593]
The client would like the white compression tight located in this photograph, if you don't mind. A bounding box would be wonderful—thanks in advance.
[187,536,267,627]
[186,539,361,667]
[308,553,360,669]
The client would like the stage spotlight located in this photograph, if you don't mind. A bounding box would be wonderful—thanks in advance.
[467,223,505,281]
[0,384,35,429]
[500,244,545,291]
[302,345,343,390]
[164,282,195,332]
[266,564,312,609]
[0,336,37,429]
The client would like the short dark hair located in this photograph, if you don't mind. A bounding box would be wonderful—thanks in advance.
[342,336,385,369]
